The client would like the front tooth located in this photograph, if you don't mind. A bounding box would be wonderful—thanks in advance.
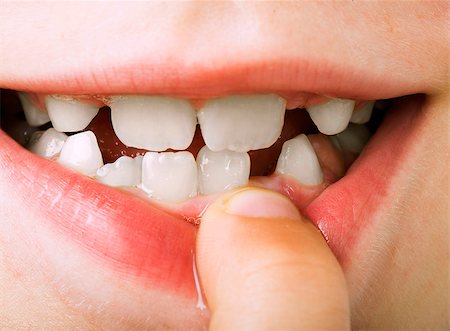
[28,128,68,158]
[334,123,370,154]
[110,96,196,151]
[57,131,103,176]
[141,151,197,202]
[350,101,375,124]
[306,99,355,135]
[96,155,143,187]
[45,95,99,132]
[275,134,323,186]
[197,146,250,195]
[197,94,286,152]
[18,93,50,127]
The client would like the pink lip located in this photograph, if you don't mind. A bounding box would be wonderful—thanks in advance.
[0,92,423,300]
[0,132,198,298]
[306,95,423,265]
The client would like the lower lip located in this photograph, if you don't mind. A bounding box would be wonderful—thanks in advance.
[0,95,421,299]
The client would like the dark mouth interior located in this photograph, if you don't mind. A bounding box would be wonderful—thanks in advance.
[0,89,389,177]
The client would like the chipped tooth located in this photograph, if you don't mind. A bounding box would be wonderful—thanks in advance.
[96,155,143,187]
[57,131,103,176]
[141,151,197,202]
[335,123,371,154]
[18,93,50,127]
[275,134,323,186]
[28,128,68,158]
[45,96,99,132]
[110,96,196,151]
[306,99,355,135]
[197,94,286,152]
[197,146,250,195]
[350,101,375,124]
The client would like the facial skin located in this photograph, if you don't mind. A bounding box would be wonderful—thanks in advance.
[0,2,448,330]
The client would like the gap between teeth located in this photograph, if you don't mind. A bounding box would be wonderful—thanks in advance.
[23,93,375,203]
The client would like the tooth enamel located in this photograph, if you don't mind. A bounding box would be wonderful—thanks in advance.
[96,155,143,187]
[197,94,286,152]
[18,93,50,127]
[350,101,375,124]
[141,151,197,202]
[275,134,323,186]
[335,123,371,154]
[197,146,250,195]
[57,131,103,176]
[28,128,68,158]
[306,99,355,135]
[110,96,197,151]
[45,96,99,133]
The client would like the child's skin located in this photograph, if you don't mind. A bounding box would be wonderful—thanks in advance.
[0,2,448,330]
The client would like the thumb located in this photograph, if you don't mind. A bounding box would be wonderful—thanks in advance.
[196,187,350,331]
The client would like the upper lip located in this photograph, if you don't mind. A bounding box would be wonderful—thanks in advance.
[1,3,445,99]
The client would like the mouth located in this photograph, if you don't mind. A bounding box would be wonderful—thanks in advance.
[0,77,423,283]
[1,2,444,327]
[2,1,450,329]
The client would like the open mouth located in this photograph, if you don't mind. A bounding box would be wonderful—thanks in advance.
[1,3,443,327]
[1,2,448,329]
[0,80,423,291]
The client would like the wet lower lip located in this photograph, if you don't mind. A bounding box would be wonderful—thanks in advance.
[0,93,423,299]
[0,130,199,298]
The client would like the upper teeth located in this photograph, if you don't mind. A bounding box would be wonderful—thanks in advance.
[306,98,354,135]
[350,101,375,124]
[141,151,198,202]
[197,146,250,195]
[45,96,100,132]
[197,94,286,152]
[110,96,197,151]
[18,93,50,127]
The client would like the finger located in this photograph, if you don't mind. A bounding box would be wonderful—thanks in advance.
[196,187,350,331]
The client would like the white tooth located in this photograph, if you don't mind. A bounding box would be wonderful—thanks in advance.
[335,124,371,154]
[141,151,197,202]
[306,99,355,135]
[28,128,68,158]
[18,93,50,127]
[45,95,99,132]
[197,146,250,195]
[197,94,286,152]
[110,96,196,151]
[275,134,323,186]
[96,155,143,187]
[57,131,103,176]
[350,101,375,124]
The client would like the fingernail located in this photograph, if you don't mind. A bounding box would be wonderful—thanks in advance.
[225,188,301,219]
